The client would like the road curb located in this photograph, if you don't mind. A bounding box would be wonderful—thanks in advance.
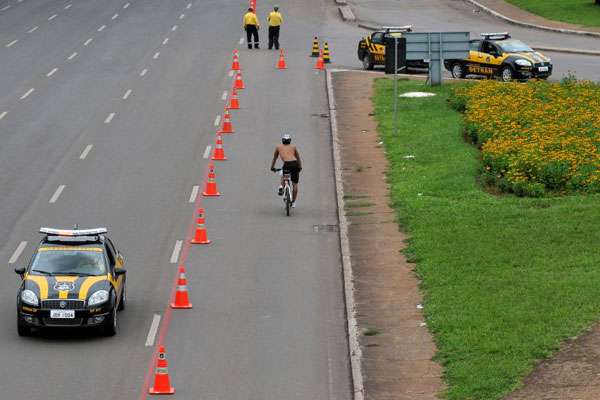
[465,0,600,38]
[325,68,365,400]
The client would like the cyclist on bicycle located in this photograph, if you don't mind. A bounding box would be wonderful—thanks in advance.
[270,133,302,207]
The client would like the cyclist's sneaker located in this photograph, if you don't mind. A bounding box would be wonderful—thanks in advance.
[278,186,283,196]
[291,202,296,208]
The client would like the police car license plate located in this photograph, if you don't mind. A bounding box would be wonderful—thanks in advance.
[538,66,549,72]
[50,309,75,319]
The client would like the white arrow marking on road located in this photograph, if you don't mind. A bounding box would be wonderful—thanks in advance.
[0,111,7,121]
[239,37,244,45]
[214,115,221,127]
[9,242,27,264]
[6,39,18,48]
[28,26,39,33]
[122,89,132,100]
[145,314,161,346]
[67,52,78,60]
[221,91,228,101]
[170,240,183,263]
[84,38,93,46]
[49,185,65,203]
[189,185,200,202]
[140,68,148,77]
[20,88,35,100]
[48,14,57,21]
[203,145,212,159]
[104,113,116,124]
[153,51,160,59]
[123,2,130,9]
[80,144,93,160]
[97,25,106,32]
[47,67,59,77]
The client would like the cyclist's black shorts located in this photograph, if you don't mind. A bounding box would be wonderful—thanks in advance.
[282,160,301,184]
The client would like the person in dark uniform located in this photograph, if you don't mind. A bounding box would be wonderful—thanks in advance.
[267,5,283,50]
[242,7,260,49]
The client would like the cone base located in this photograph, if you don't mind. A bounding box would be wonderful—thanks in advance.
[149,387,175,395]
[190,239,211,244]
[202,192,221,197]
[227,106,240,110]
[171,303,193,309]
[211,157,227,161]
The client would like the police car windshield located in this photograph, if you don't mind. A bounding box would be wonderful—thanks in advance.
[31,248,106,276]
[497,40,533,53]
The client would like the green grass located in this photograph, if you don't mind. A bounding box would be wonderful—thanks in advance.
[506,0,600,27]
[373,79,600,399]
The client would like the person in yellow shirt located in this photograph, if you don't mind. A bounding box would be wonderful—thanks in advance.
[267,5,283,50]
[242,7,260,49]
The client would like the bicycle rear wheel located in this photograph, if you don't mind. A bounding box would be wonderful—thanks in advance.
[284,187,291,216]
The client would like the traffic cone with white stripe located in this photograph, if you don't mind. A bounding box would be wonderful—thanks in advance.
[148,346,175,395]
[202,162,221,196]
[171,266,193,309]
[190,208,211,244]
[277,48,287,69]
[231,51,241,71]
[228,88,240,110]
[220,109,234,134]
[212,134,228,160]
[234,71,245,90]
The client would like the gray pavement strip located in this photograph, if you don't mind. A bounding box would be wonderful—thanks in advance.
[339,6,356,22]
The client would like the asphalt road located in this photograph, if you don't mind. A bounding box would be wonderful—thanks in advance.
[0,0,351,399]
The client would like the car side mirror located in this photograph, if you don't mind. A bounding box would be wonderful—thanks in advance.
[115,269,126,276]
[14,266,26,278]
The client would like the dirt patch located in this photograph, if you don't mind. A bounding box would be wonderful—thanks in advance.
[332,70,444,399]
[505,322,600,400]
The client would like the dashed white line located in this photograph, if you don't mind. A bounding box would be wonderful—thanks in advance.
[48,14,57,21]
[6,39,18,48]
[186,3,192,9]
[49,185,65,203]
[0,111,7,121]
[189,186,200,202]
[162,38,169,45]
[47,67,59,77]
[203,145,212,159]
[104,113,116,124]
[64,4,72,10]
[145,314,161,346]
[140,68,148,77]
[67,52,78,60]
[214,115,221,127]
[123,2,130,9]
[8,241,27,264]
[239,37,244,45]
[20,88,35,100]
[84,38,93,46]
[97,25,106,32]
[221,90,228,101]
[179,13,185,19]
[112,13,118,20]
[122,89,132,100]
[228,70,234,77]
[170,240,183,264]
[27,26,39,33]
[79,144,93,160]
[171,24,178,31]
[1,5,11,11]
[153,51,160,59]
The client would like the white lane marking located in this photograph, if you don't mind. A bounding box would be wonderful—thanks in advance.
[1,5,11,11]
[49,185,65,203]
[112,13,118,20]
[186,2,191,9]
[97,25,106,32]
[79,144,93,160]
[179,13,185,19]
[122,89,132,100]
[213,115,221,127]
[27,26,39,33]
[228,70,234,77]
[46,67,59,77]
[162,38,169,45]
[239,37,244,45]
[20,88,34,100]
[153,51,160,59]
[203,145,211,159]
[123,2,130,9]
[170,240,183,264]
[6,39,18,48]
[64,4,72,10]
[171,24,178,31]
[67,51,78,60]
[145,314,161,346]
[0,111,7,121]
[140,68,147,77]
[84,38,93,46]
[8,241,27,264]
[189,185,200,203]
[48,14,57,21]
[221,90,228,101]
[104,113,115,124]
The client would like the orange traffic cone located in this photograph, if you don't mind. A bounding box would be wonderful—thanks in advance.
[202,162,221,196]
[228,88,240,110]
[314,50,325,70]
[171,266,193,309]
[148,346,175,395]
[234,72,245,90]
[190,208,211,244]
[231,53,240,71]
[277,49,287,69]
[220,109,234,134]
[212,134,228,160]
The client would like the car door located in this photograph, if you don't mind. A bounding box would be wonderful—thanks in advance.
[104,239,123,298]
[478,41,503,75]
[370,32,386,63]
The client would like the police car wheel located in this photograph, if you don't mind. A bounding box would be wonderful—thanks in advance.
[362,54,374,70]
[102,307,117,336]
[500,66,514,82]
[17,316,31,337]
[451,63,464,79]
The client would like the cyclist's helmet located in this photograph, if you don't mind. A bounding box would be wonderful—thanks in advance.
[282,134,292,145]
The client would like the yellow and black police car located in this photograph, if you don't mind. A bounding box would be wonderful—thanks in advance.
[14,227,126,336]
[357,26,428,70]
[444,32,552,81]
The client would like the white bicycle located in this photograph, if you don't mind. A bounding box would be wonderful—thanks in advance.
[273,168,293,216]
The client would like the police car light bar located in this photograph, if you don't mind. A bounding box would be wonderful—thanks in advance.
[39,227,108,236]
[383,25,413,32]
[481,32,510,40]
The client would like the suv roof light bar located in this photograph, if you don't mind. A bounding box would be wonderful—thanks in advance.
[39,227,108,236]
[383,25,413,32]
[481,32,510,40]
